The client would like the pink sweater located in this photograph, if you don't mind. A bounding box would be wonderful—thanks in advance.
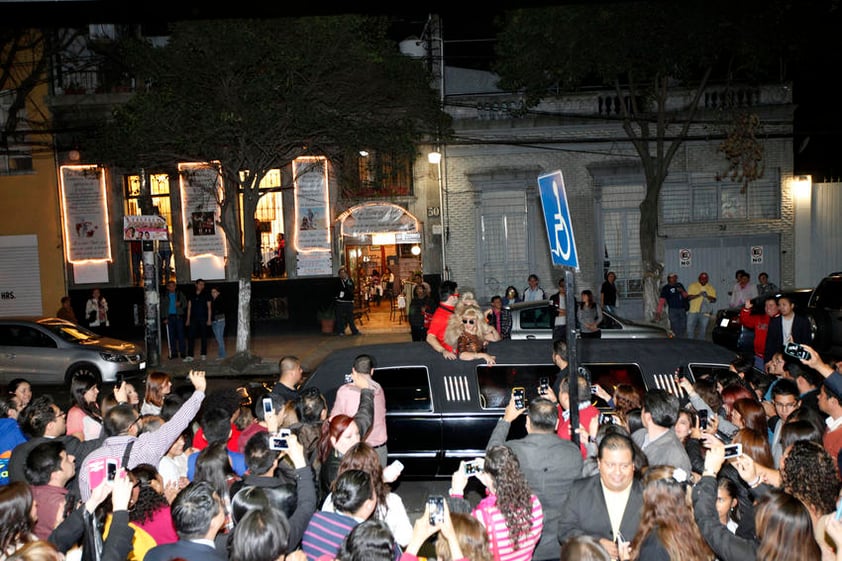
[473,493,543,561]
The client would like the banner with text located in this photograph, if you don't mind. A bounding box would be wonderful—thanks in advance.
[293,157,331,256]
[60,165,112,262]
[178,163,226,258]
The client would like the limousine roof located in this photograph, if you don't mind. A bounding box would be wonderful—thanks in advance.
[305,338,736,405]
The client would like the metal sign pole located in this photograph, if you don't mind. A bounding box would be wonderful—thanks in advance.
[565,268,580,446]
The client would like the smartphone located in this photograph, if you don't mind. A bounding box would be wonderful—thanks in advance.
[598,412,615,425]
[512,387,525,409]
[723,443,742,459]
[698,409,709,430]
[590,385,598,395]
[269,428,292,451]
[428,495,445,525]
[464,459,483,475]
[539,377,549,395]
[344,373,354,384]
[106,459,118,482]
[784,342,811,361]
[262,397,274,415]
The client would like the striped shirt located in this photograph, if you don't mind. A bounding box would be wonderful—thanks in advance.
[301,511,358,561]
[473,493,543,561]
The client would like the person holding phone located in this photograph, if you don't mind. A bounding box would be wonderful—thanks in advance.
[447,445,543,561]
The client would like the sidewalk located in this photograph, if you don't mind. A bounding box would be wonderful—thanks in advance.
[155,302,412,378]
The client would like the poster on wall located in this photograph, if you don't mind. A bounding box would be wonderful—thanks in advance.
[293,157,331,254]
[60,165,111,262]
[296,252,333,277]
[178,163,226,258]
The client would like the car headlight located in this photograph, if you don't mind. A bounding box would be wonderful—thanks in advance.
[99,352,129,362]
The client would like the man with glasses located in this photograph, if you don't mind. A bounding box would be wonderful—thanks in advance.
[768,378,800,466]
[558,433,642,561]
[9,396,101,485]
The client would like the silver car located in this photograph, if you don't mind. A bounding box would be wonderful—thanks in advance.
[0,317,146,385]
[507,300,671,340]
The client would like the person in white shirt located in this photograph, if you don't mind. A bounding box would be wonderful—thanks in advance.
[523,274,547,301]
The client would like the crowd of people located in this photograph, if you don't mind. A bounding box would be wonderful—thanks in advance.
[6,269,842,561]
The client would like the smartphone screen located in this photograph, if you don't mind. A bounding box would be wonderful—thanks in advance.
[106,461,117,482]
[723,443,742,459]
[512,387,525,409]
[262,397,274,415]
[428,495,445,525]
[344,373,354,384]
[698,410,709,430]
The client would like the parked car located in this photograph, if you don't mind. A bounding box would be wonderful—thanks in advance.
[507,299,671,340]
[0,317,146,385]
[808,272,842,358]
[711,288,814,353]
[301,338,736,478]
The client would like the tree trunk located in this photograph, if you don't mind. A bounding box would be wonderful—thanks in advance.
[236,278,251,354]
[640,178,664,325]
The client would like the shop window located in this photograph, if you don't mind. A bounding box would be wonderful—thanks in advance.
[239,169,286,278]
[345,150,413,197]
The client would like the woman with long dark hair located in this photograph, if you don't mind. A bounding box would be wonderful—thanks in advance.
[448,445,542,561]
[0,482,37,559]
[577,290,602,338]
[629,465,713,561]
[65,373,102,440]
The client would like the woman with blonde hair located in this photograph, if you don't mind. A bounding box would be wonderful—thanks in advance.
[444,294,499,365]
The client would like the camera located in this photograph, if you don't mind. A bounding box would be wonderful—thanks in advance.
[262,397,274,415]
[464,459,483,475]
[511,387,525,409]
[106,460,118,482]
[269,429,291,451]
[428,495,445,525]
[784,342,811,361]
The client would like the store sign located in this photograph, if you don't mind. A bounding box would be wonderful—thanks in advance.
[123,215,168,241]
[340,203,419,236]
[60,165,112,262]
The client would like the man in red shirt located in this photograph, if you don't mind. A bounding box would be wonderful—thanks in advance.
[426,280,459,359]
[740,296,779,371]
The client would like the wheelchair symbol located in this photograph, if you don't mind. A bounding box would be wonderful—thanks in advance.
[551,179,572,261]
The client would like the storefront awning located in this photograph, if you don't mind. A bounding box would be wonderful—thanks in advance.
[338,203,419,237]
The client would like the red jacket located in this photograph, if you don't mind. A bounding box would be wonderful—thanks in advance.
[739,307,776,359]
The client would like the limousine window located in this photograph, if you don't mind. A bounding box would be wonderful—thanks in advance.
[582,363,646,408]
[477,364,558,409]
[372,366,433,412]
[688,363,736,381]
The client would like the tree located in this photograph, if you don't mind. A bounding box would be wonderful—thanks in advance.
[90,15,447,354]
[493,0,814,319]
[1,28,80,165]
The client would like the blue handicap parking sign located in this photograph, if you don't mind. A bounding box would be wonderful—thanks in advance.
[538,170,578,269]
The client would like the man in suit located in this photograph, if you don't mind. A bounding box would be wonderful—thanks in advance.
[487,396,583,561]
[764,293,812,364]
[632,389,692,473]
[143,480,227,561]
[557,433,643,560]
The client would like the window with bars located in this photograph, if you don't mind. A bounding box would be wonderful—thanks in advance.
[602,184,645,299]
[480,191,530,300]
[661,173,780,224]
[0,91,33,174]
[344,150,413,197]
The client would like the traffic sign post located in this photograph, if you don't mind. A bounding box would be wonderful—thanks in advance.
[538,170,583,444]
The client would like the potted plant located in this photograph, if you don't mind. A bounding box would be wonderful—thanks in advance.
[317,302,336,335]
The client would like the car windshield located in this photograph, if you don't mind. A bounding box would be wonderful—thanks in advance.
[39,321,101,343]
